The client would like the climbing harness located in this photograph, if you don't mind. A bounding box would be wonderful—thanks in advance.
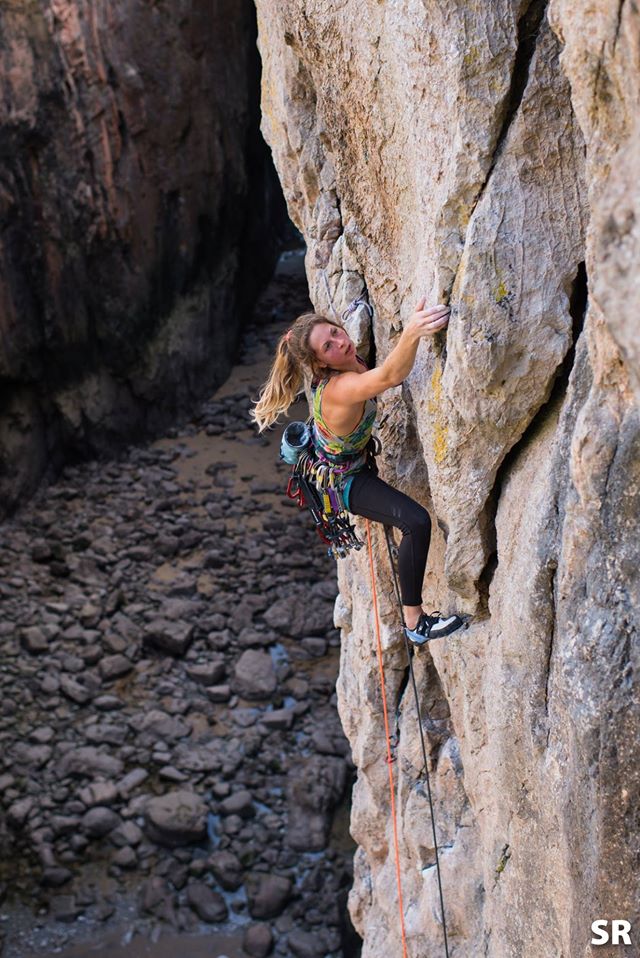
[365,519,451,958]
[284,437,365,559]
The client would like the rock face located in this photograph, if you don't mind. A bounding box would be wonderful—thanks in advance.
[255,3,639,957]
[0,0,287,515]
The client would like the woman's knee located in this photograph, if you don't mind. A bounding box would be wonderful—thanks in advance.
[410,503,431,539]
[399,502,431,540]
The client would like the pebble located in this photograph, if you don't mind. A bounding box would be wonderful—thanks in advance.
[78,782,119,807]
[59,747,124,779]
[117,768,149,796]
[7,797,35,829]
[111,821,143,847]
[111,845,137,869]
[300,637,327,658]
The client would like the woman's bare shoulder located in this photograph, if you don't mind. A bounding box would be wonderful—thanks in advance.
[325,366,392,405]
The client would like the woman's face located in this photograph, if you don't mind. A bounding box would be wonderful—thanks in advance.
[308,322,356,370]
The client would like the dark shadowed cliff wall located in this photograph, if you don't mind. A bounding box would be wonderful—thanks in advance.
[0,0,287,515]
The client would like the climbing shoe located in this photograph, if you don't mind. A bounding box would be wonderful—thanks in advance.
[405,611,464,646]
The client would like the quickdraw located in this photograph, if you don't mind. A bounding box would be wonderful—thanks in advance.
[285,446,364,560]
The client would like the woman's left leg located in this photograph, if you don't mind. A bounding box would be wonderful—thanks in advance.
[347,468,430,626]
[347,467,464,643]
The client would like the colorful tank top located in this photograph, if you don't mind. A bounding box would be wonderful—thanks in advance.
[311,377,377,479]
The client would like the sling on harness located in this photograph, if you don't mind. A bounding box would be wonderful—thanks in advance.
[283,431,367,559]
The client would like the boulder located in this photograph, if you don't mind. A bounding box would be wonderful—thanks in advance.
[58,747,123,779]
[20,627,49,654]
[59,676,93,705]
[219,790,255,819]
[144,790,208,847]
[185,882,228,923]
[288,929,326,958]
[208,850,244,891]
[143,620,194,656]
[243,923,274,958]
[99,655,133,681]
[263,597,333,638]
[286,756,347,851]
[81,807,121,838]
[245,873,292,919]
[185,661,225,686]
[233,649,277,700]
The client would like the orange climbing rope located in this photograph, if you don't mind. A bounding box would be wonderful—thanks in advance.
[366,519,409,958]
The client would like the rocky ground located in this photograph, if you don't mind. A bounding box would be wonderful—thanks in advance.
[0,252,361,958]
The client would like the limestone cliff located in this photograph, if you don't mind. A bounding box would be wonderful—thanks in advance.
[0,0,286,515]
[255,2,639,955]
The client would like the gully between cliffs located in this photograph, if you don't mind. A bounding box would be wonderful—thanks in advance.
[1,254,362,958]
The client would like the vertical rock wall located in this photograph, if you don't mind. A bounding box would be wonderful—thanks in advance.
[255,1,639,955]
[0,0,286,515]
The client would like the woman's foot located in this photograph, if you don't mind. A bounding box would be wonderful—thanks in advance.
[405,611,464,646]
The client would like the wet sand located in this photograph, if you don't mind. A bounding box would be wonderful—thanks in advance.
[35,927,245,958]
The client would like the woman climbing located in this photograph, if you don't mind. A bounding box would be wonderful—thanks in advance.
[251,299,463,645]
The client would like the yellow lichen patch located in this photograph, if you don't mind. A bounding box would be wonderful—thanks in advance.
[428,363,442,410]
[427,363,449,464]
[463,45,480,69]
[433,421,449,464]
[495,280,509,303]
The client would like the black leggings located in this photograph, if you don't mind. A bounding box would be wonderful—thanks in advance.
[348,468,431,606]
